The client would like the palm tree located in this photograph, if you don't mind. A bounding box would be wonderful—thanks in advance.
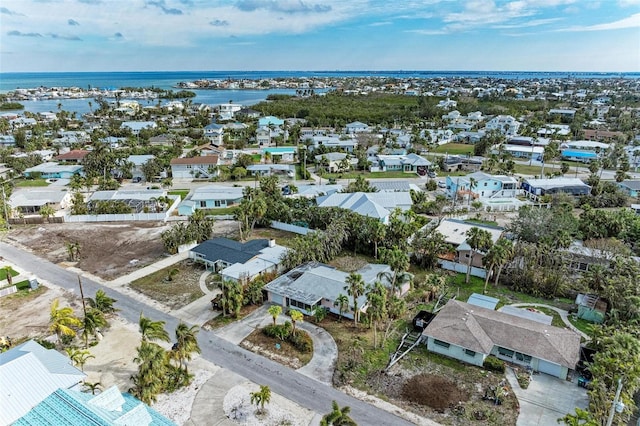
[482,244,502,294]
[250,385,272,415]
[49,299,82,346]
[130,341,168,405]
[171,322,201,374]
[86,289,118,316]
[268,305,282,326]
[3,266,13,287]
[82,308,107,348]
[465,227,493,284]
[378,247,411,296]
[166,267,179,282]
[289,310,303,336]
[492,238,514,286]
[370,220,386,259]
[334,294,349,322]
[138,313,170,343]
[320,400,357,426]
[65,347,94,372]
[366,282,388,348]
[344,273,365,326]
[467,177,478,205]
[82,381,102,395]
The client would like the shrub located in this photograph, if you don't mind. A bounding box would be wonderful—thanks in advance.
[262,322,291,341]
[483,356,505,373]
[289,331,313,353]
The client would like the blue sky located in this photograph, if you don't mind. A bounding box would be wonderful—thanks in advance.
[1,0,639,72]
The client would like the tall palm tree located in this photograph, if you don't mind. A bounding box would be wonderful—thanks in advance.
[171,322,201,374]
[49,299,82,347]
[492,238,514,286]
[378,247,411,296]
[366,282,388,348]
[482,244,503,294]
[370,220,386,259]
[467,177,478,205]
[334,294,349,322]
[289,310,303,337]
[250,385,272,415]
[82,308,107,348]
[86,289,118,316]
[138,313,170,343]
[344,273,365,326]
[268,305,282,326]
[130,341,168,405]
[320,400,357,426]
[465,227,493,284]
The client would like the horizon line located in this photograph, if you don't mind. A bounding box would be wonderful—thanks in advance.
[1,69,638,74]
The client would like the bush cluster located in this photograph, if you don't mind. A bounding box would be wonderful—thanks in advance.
[262,322,313,353]
[482,356,506,373]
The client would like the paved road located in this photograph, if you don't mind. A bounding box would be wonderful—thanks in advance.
[0,242,413,426]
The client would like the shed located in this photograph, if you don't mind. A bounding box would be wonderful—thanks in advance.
[575,294,606,324]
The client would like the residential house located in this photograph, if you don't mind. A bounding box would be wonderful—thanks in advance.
[256,126,284,147]
[616,180,640,198]
[246,164,295,178]
[0,135,16,147]
[217,103,243,120]
[23,162,83,179]
[537,124,571,139]
[14,386,175,426]
[522,177,591,200]
[373,153,432,176]
[236,108,261,119]
[190,238,287,282]
[548,108,577,121]
[371,181,421,192]
[583,129,624,143]
[9,188,72,215]
[300,127,332,140]
[289,184,343,198]
[178,185,244,216]
[422,300,581,380]
[485,115,521,136]
[436,98,457,109]
[170,155,219,179]
[344,121,370,134]
[264,262,406,319]
[560,140,609,162]
[121,121,158,135]
[0,340,86,425]
[433,218,505,278]
[127,154,155,180]
[315,152,355,173]
[263,147,296,163]
[309,135,357,153]
[630,204,640,215]
[422,129,454,145]
[149,134,173,147]
[54,149,90,164]
[88,189,173,214]
[493,144,545,160]
[204,122,224,146]
[316,191,413,224]
[445,171,519,201]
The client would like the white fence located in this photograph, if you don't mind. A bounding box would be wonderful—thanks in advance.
[439,259,487,279]
[270,221,311,235]
[66,195,180,223]
[0,286,17,298]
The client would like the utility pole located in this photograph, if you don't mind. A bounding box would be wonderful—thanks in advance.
[606,378,623,426]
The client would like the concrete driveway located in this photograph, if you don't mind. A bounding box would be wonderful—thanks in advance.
[506,368,589,426]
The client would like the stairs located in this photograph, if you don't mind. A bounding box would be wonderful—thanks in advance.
[385,330,423,371]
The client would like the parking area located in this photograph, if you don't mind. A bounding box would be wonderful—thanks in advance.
[507,369,589,426]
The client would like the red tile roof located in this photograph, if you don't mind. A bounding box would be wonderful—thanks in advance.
[54,150,90,161]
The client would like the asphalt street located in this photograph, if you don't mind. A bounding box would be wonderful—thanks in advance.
[0,242,414,426]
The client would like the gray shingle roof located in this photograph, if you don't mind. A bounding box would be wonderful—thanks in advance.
[191,238,269,264]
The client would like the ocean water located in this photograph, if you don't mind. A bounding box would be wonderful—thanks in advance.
[1,70,638,115]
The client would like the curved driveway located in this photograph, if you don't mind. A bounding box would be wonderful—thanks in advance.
[0,242,412,426]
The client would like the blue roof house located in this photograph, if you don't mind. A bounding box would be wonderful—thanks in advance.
[258,116,284,127]
[445,171,518,201]
[23,162,83,179]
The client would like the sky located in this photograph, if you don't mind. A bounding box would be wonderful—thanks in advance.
[1,0,639,73]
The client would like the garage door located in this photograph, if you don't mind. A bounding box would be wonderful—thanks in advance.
[538,359,562,378]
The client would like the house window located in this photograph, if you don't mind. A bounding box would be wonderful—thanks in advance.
[484,182,487,186]
[214,200,221,207]
[515,352,532,363]
[464,349,476,357]
[199,201,206,208]
[433,339,450,349]
[498,347,514,358]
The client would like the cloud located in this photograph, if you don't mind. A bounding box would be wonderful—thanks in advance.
[146,0,183,15]
[619,0,640,6]
[78,0,102,3]
[235,0,332,14]
[48,33,82,40]
[68,19,80,26]
[210,19,230,27]
[7,30,43,37]
[369,21,392,27]
[557,13,640,31]
[492,17,564,29]
[1,7,24,16]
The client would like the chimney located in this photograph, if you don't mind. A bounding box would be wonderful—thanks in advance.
[269,239,276,248]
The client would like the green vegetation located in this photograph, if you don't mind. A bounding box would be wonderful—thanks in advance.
[432,143,474,155]
[482,355,506,373]
[567,315,594,337]
[0,267,18,281]
[0,102,24,110]
[168,189,190,200]
[533,307,565,328]
[14,178,49,187]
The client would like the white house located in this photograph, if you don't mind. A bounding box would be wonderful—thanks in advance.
[170,155,219,179]
[485,115,521,136]
[316,191,413,224]
[204,122,224,146]
[121,121,157,135]
[217,103,242,120]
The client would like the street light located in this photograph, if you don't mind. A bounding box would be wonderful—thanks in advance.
[605,378,624,426]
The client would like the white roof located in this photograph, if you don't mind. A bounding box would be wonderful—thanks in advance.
[293,184,343,198]
[0,340,85,425]
[191,186,244,201]
[24,162,82,174]
[221,245,287,280]
[563,140,609,149]
[316,192,413,219]
[89,189,166,202]
[434,218,504,246]
[525,177,590,190]
[10,189,68,207]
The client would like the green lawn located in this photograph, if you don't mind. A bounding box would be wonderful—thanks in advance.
[15,179,49,187]
[567,315,595,337]
[465,218,499,227]
[0,267,19,281]
[168,189,190,200]
[432,143,474,156]
[200,207,237,215]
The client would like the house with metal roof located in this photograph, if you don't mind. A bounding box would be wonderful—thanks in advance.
[121,121,158,135]
[446,171,518,201]
[344,121,370,134]
[316,191,413,224]
[0,340,86,425]
[422,300,581,379]
[9,188,72,215]
[246,164,295,178]
[372,154,432,176]
[264,262,403,319]
[521,177,591,200]
[14,385,175,426]
[189,238,287,282]
[617,179,640,198]
[169,155,219,179]
[23,162,83,179]
[177,185,244,216]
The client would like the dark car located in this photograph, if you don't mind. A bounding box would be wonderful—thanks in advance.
[132,176,142,183]
[211,294,223,310]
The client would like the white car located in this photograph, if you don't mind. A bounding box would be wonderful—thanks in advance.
[437,181,446,188]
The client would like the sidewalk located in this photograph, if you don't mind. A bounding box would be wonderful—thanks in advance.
[501,303,590,341]
[109,251,189,287]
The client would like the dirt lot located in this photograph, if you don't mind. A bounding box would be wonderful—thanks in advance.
[6,222,169,280]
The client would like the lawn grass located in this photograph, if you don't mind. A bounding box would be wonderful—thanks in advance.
[203,304,261,329]
[465,218,499,227]
[14,179,48,187]
[513,163,546,176]
[168,189,190,200]
[0,267,19,281]
[200,207,237,216]
[250,227,301,247]
[532,307,566,328]
[567,315,595,337]
[129,260,204,310]
[432,143,474,155]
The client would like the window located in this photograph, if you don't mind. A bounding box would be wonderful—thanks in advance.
[214,200,221,207]
[515,352,532,363]
[484,182,487,186]
[433,339,450,349]
[199,201,206,208]
[464,349,476,357]
[498,347,514,358]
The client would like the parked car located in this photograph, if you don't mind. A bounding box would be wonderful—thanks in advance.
[132,176,142,183]
[437,180,446,188]
[427,171,437,178]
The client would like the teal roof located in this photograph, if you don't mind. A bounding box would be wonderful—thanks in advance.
[14,386,175,426]
[263,147,295,154]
